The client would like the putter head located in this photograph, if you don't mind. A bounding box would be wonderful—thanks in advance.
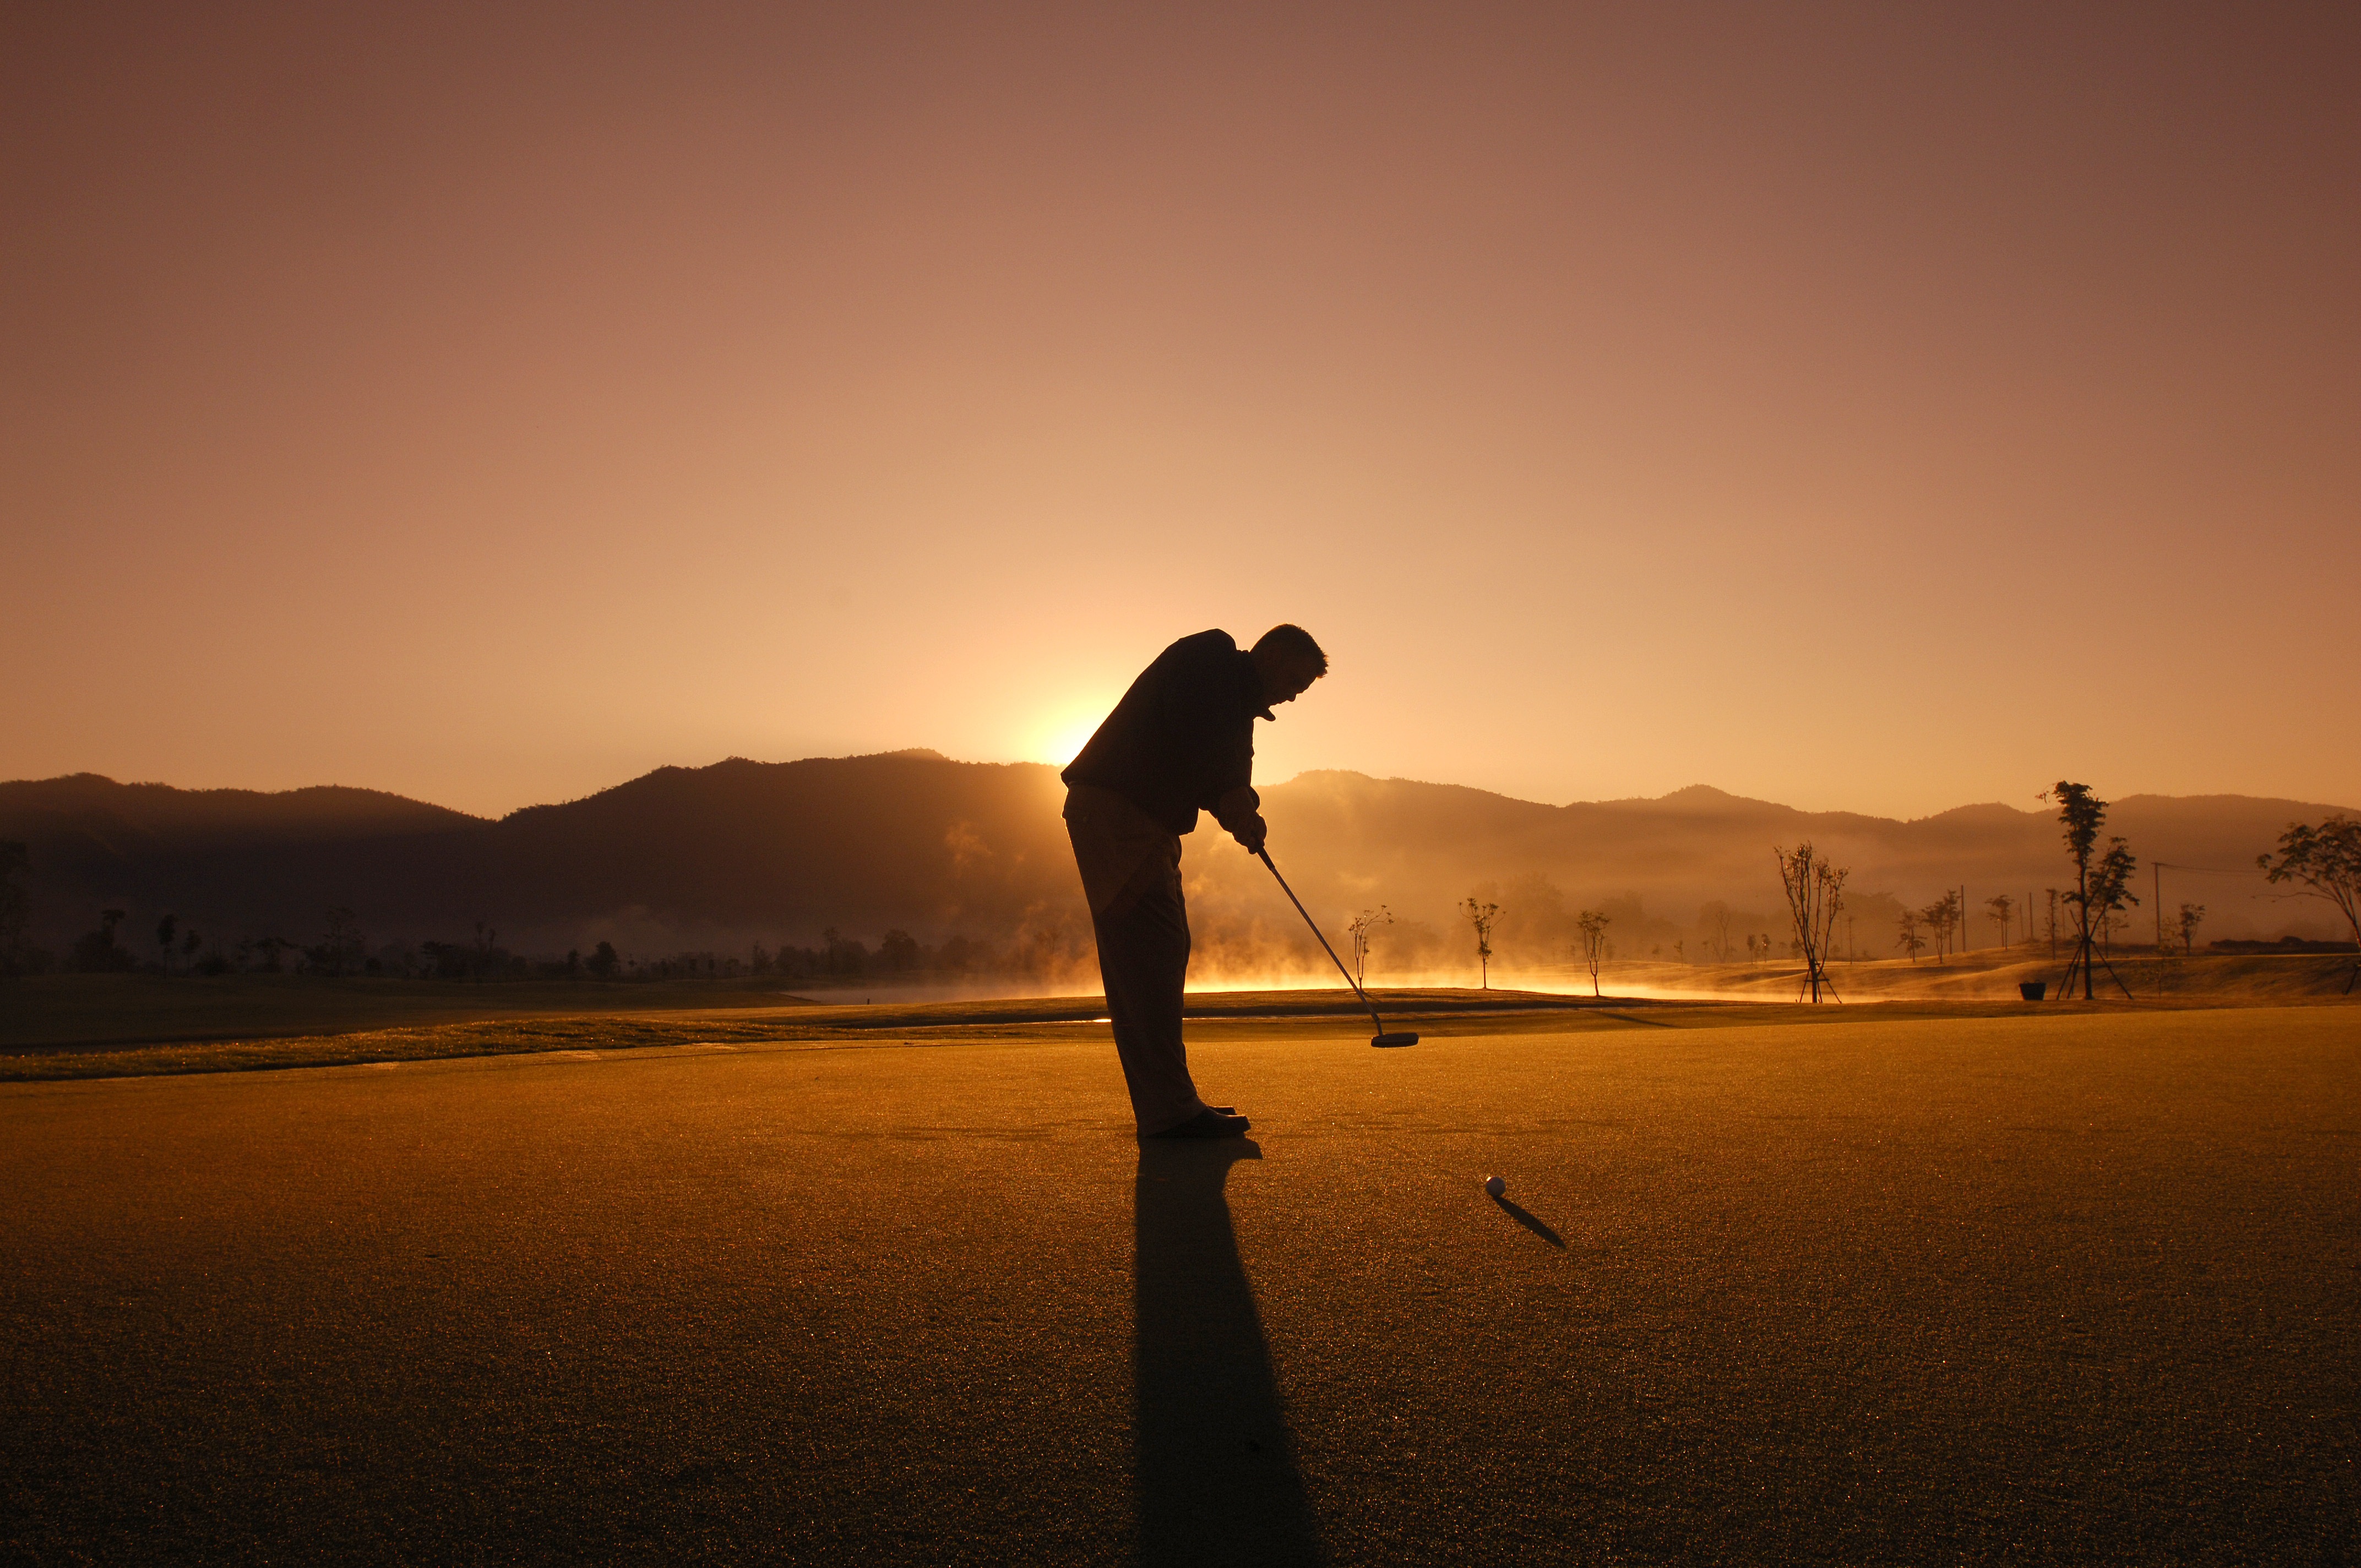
[1371,1031,1419,1048]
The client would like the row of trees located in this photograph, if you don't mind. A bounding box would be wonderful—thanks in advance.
[9,805,2354,995]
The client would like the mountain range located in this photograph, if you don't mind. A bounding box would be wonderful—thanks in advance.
[2,753,2349,969]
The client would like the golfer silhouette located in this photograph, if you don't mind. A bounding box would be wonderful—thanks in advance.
[1062,626,1327,1139]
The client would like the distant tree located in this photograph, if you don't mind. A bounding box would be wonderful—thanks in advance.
[1461,896,1501,989]
[1984,894,2014,949]
[315,908,365,977]
[1774,842,1846,1002]
[1896,908,1925,964]
[1700,902,1737,963]
[1347,906,1395,988]
[2259,816,2361,994]
[586,940,621,979]
[823,927,869,976]
[1575,910,1612,998]
[181,928,202,965]
[154,914,177,976]
[2047,781,2137,999]
[879,930,921,971]
[248,935,299,973]
[0,841,27,973]
[72,909,135,973]
[1921,890,1962,961]
[2173,903,2205,958]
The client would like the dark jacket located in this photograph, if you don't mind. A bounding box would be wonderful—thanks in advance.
[1062,630,1271,835]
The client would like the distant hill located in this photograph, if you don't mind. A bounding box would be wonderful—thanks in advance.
[2,758,2351,970]
[1206,772,2354,966]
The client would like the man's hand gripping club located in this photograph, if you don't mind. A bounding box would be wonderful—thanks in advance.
[1215,786,1267,854]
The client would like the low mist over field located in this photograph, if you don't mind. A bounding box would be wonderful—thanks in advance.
[4,752,2348,988]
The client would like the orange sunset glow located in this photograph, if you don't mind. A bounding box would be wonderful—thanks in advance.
[6,9,2359,1564]
[7,4,2355,819]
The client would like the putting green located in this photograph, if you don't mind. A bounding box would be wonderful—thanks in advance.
[3,1005,2354,1563]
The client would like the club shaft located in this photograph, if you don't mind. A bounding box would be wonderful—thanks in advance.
[1257,847,1389,1036]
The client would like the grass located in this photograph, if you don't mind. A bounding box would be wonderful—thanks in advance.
[3,976,2347,1083]
[6,1004,2354,1561]
[0,971,817,1050]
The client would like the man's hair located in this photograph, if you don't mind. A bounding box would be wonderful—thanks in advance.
[1253,624,1328,677]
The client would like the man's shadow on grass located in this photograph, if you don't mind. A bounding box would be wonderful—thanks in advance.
[1134,1139,1323,1567]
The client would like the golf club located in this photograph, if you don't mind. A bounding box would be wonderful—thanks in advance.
[1255,845,1419,1047]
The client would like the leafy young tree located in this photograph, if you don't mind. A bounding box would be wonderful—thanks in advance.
[1984,894,2014,948]
[2173,902,2205,957]
[586,940,621,979]
[1919,891,1961,961]
[1896,908,1925,963]
[155,914,177,976]
[1574,909,1611,998]
[2259,816,2361,994]
[1774,842,1846,1002]
[1461,895,1501,989]
[2087,838,2139,960]
[1347,906,1395,988]
[2047,781,2137,999]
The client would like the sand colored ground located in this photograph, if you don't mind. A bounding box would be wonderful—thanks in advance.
[4,1004,2355,1564]
[7,981,2337,1082]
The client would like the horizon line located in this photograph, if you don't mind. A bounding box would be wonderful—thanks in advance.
[10,754,2354,831]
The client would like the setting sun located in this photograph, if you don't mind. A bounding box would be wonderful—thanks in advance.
[1031,707,1113,769]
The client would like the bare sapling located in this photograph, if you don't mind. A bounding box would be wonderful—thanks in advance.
[1461,896,1500,989]
[1574,909,1611,998]
[1347,906,1394,989]
[1775,842,1847,1001]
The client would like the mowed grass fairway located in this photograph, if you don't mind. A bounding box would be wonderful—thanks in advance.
[4,1005,2355,1564]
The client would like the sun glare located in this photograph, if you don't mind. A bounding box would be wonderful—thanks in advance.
[1033,711,1108,768]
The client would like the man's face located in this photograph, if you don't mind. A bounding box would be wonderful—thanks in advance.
[1260,651,1324,707]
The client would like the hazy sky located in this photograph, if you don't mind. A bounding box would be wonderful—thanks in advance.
[7,3,2356,819]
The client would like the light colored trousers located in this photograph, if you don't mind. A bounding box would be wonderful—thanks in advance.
[1063,785,1209,1136]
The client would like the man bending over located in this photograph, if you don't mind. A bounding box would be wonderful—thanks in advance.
[1062,625,1328,1139]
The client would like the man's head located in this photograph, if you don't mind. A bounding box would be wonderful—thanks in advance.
[1250,624,1328,707]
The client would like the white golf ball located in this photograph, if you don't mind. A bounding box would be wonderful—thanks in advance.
[1484,1175,1506,1198]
